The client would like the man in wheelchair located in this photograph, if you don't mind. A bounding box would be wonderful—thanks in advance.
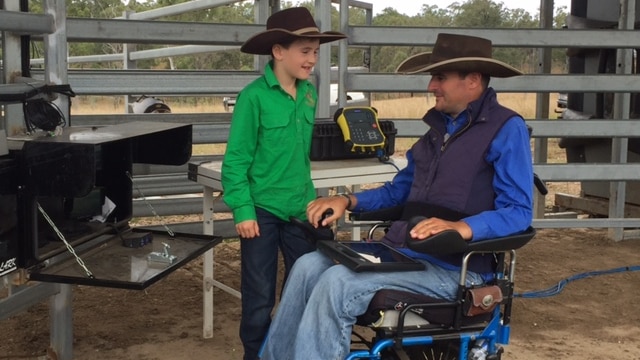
[259,33,535,360]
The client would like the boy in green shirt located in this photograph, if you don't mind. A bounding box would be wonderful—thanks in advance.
[220,7,346,360]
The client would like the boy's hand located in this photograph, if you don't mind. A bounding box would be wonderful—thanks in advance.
[236,220,260,238]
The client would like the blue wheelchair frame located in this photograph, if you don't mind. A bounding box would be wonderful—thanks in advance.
[342,228,535,360]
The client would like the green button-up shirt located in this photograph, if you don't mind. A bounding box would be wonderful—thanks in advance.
[221,61,317,223]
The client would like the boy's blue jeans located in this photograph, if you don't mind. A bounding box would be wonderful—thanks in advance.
[260,250,484,360]
[239,207,315,360]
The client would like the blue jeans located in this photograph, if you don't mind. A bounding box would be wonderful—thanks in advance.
[260,250,484,360]
[240,207,315,360]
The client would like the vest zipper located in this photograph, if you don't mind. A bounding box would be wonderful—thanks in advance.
[441,112,473,151]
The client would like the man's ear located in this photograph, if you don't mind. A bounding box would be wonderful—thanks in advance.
[467,72,483,90]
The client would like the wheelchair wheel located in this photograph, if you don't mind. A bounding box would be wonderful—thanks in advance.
[380,343,460,360]
[413,344,459,360]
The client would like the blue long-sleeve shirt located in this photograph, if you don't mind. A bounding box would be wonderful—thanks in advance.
[353,113,534,242]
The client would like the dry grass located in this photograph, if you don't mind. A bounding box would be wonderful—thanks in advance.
[371,92,560,120]
[71,96,227,114]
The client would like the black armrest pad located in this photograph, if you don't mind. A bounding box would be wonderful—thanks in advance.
[466,227,536,252]
[534,174,548,195]
[405,215,536,256]
[406,229,468,255]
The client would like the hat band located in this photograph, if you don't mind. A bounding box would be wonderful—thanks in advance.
[292,26,320,35]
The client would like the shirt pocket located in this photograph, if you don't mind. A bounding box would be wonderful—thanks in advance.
[260,113,292,146]
[301,108,315,143]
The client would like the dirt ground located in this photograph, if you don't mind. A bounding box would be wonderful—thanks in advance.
[2,224,640,360]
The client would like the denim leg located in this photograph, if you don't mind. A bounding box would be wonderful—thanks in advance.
[279,221,316,283]
[260,251,335,360]
[239,209,281,360]
[241,209,316,360]
[264,252,485,360]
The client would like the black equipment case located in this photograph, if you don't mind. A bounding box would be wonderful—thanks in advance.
[310,119,397,161]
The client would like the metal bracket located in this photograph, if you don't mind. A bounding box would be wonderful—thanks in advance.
[147,242,177,265]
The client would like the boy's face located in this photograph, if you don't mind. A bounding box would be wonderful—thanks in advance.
[274,38,320,81]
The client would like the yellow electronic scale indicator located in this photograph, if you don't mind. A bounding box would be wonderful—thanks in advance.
[333,107,386,155]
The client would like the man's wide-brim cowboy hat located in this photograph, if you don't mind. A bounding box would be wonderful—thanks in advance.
[241,7,346,55]
[396,33,522,78]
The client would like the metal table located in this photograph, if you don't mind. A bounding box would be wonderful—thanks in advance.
[191,157,407,338]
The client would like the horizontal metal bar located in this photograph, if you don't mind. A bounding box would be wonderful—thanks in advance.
[129,45,240,61]
[0,282,60,320]
[132,197,230,217]
[533,164,640,181]
[66,18,262,45]
[349,73,640,93]
[71,115,232,144]
[527,120,640,137]
[64,70,258,95]
[0,10,54,34]
[32,70,640,97]
[114,0,238,20]
[349,27,640,48]
[391,120,640,138]
[533,218,640,228]
[131,175,203,196]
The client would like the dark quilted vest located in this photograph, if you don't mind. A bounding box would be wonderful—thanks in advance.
[383,88,519,274]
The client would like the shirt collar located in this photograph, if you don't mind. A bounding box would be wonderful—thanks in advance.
[263,60,312,93]
[264,61,280,89]
[439,87,496,133]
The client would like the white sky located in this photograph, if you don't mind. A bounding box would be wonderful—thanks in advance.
[364,0,571,16]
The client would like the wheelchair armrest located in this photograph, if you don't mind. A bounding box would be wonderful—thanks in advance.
[534,173,548,195]
[465,227,536,252]
[349,204,404,222]
[406,229,468,255]
[289,214,335,245]
[405,215,536,255]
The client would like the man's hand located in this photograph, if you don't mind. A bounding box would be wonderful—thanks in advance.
[236,220,260,239]
[409,217,473,240]
[307,196,350,228]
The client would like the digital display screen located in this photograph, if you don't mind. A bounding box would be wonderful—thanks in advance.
[344,109,373,122]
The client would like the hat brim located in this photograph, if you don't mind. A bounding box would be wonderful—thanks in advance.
[241,29,347,55]
[396,52,522,78]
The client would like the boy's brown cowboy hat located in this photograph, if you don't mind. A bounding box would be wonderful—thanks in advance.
[396,33,522,78]
[241,7,347,55]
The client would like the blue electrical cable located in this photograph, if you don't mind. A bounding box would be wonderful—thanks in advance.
[514,265,640,298]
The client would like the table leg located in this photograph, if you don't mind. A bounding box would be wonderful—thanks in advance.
[202,186,214,339]
[352,184,361,240]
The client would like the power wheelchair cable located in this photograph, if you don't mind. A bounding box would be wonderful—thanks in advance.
[376,149,400,171]
[514,264,640,298]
